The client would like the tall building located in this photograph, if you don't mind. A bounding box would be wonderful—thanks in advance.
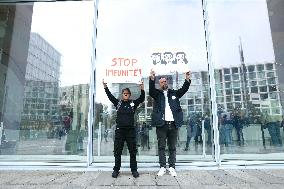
[21,33,61,135]
[143,62,281,124]
[267,0,284,113]
[59,84,89,132]
[25,33,61,82]
[213,62,281,116]
[0,5,33,141]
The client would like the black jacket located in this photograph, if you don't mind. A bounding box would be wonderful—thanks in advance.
[105,87,145,128]
[149,78,191,128]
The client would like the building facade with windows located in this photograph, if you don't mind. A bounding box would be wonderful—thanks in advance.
[21,33,61,140]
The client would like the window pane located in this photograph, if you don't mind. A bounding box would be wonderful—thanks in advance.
[94,0,211,162]
[209,0,284,160]
[0,2,93,160]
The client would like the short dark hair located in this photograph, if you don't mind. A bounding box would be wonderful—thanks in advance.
[121,88,131,95]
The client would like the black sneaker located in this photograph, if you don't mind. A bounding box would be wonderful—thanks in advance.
[132,170,139,178]
[112,170,120,178]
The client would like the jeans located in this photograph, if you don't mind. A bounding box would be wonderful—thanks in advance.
[113,128,137,171]
[236,127,244,145]
[220,124,233,146]
[267,122,282,146]
[156,123,178,168]
[185,124,197,148]
[205,127,212,145]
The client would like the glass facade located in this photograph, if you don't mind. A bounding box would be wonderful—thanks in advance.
[0,2,94,161]
[1,0,284,167]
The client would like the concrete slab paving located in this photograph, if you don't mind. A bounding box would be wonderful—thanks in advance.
[249,183,284,189]
[223,169,265,184]
[175,171,200,185]
[0,169,284,189]
[155,174,179,186]
[259,169,284,180]
[181,185,228,189]
[50,172,83,185]
[134,172,156,186]
[208,170,247,185]
[226,184,255,189]
[190,170,224,185]
[246,170,284,184]
[113,172,136,186]
[91,172,116,186]
[0,186,36,189]
[71,171,100,187]
[155,186,181,189]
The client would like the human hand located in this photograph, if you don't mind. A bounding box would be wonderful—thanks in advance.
[102,79,107,88]
[150,69,155,80]
[185,71,191,81]
[139,80,144,90]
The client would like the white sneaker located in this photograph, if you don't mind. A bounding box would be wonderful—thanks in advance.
[157,167,167,176]
[168,167,177,177]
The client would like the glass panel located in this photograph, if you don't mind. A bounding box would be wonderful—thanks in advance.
[209,0,284,160]
[94,0,212,164]
[0,2,94,161]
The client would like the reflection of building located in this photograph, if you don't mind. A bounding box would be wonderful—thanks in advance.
[267,0,284,113]
[0,5,33,136]
[143,62,282,123]
[21,33,61,132]
[25,33,61,82]
[214,62,281,115]
[59,84,89,132]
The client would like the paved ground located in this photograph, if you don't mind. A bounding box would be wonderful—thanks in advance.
[1,169,284,188]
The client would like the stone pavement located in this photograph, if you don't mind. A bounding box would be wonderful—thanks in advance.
[1,169,284,189]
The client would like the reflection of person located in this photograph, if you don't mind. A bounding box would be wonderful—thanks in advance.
[220,113,233,147]
[204,115,212,145]
[149,69,191,177]
[232,113,244,146]
[103,80,145,178]
[194,114,202,144]
[184,117,197,151]
[63,113,72,134]
[141,122,150,150]
[104,130,108,142]
[264,115,282,147]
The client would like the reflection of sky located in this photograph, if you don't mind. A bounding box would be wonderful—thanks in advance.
[96,0,208,103]
[96,0,207,74]
[31,1,94,87]
[208,0,275,68]
[96,0,275,103]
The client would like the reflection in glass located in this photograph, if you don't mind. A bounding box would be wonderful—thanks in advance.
[94,0,212,163]
[0,2,93,159]
[209,0,284,158]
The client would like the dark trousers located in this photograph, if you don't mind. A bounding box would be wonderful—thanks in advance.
[156,123,178,168]
[236,127,244,146]
[113,128,137,172]
[267,123,282,146]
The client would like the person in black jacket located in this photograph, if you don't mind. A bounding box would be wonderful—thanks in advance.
[103,80,145,178]
[149,69,191,177]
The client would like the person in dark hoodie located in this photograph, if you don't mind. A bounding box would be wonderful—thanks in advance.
[103,80,145,178]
